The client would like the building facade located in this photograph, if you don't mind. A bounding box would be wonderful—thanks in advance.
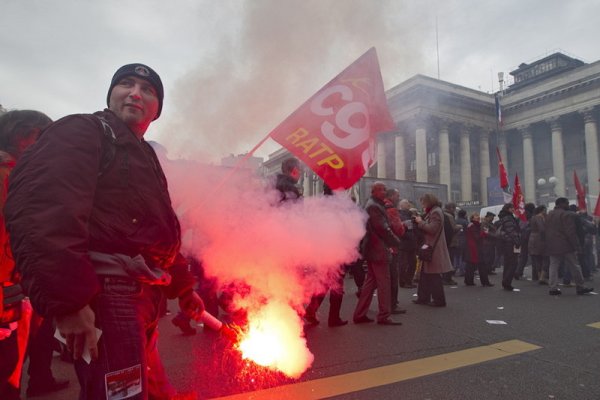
[382,52,600,207]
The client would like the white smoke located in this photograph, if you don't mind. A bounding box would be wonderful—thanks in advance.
[156,149,367,376]
[157,0,427,161]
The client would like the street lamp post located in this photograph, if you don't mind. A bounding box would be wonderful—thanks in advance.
[536,176,558,206]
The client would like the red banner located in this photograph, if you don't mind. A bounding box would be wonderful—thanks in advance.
[594,196,600,217]
[573,170,587,211]
[496,147,509,190]
[269,47,394,189]
[512,173,526,221]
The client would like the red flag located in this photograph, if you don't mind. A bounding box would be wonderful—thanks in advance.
[594,196,600,217]
[573,170,587,211]
[496,147,509,190]
[269,47,394,190]
[512,173,526,221]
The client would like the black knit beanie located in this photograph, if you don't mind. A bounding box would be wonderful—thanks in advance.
[106,63,164,120]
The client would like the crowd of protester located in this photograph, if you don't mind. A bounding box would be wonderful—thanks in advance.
[1,81,598,398]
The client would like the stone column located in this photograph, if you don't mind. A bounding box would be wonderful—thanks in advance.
[438,121,451,199]
[520,126,536,203]
[583,110,600,197]
[302,172,312,196]
[394,133,406,180]
[415,122,428,182]
[460,127,472,200]
[549,118,566,197]
[479,130,491,206]
[376,136,386,178]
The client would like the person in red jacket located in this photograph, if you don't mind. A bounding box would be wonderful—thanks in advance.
[5,64,203,399]
[0,110,53,400]
[463,213,494,287]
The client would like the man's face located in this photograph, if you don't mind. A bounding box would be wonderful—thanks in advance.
[484,215,493,223]
[109,76,159,136]
[372,184,386,201]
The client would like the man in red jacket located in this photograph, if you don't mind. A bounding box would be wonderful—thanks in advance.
[5,64,203,399]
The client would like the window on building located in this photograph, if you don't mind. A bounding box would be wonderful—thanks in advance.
[410,160,416,171]
[427,152,436,167]
[451,190,461,202]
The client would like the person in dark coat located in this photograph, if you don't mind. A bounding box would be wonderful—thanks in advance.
[275,157,302,201]
[497,203,521,291]
[528,205,548,283]
[481,211,499,276]
[454,209,468,277]
[0,110,62,400]
[353,182,403,325]
[464,213,493,287]
[413,194,453,307]
[515,202,535,279]
[398,199,418,288]
[546,198,593,295]
[384,189,406,314]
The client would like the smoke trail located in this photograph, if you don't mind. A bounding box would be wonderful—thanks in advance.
[158,0,427,161]
[155,147,367,376]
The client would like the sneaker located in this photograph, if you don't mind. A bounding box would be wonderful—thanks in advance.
[443,279,458,286]
[549,289,562,296]
[576,287,593,295]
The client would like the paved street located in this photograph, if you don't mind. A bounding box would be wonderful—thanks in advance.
[28,267,600,399]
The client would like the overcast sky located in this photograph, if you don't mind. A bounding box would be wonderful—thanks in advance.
[2,0,600,162]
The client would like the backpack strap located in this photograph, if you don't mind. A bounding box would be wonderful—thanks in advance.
[95,116,116,177]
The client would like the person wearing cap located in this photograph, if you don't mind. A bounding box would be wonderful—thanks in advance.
[5,63,203,399]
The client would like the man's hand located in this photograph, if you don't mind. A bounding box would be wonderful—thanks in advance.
[178,290,205,321]
[56,304,98,361]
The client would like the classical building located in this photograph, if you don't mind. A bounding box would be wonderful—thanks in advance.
[382,52,600,207]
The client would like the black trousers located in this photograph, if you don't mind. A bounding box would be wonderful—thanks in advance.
[399,248,417,286]
[464,262,490,285]
[502,247,519,288]
[530,255,549,280]
[305,270,345,322]
[27,315,57,386]
[416,270,446,305]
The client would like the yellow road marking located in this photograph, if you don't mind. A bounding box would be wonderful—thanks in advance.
[211,339,541,400]
[586,322,600,329]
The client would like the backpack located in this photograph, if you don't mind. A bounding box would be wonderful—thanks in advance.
[443,213,455,246]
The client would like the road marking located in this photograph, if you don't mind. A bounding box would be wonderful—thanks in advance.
[211,339,541,400]
[586,322,600,329]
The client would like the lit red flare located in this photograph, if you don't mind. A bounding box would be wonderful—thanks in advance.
[234,301,314,379]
